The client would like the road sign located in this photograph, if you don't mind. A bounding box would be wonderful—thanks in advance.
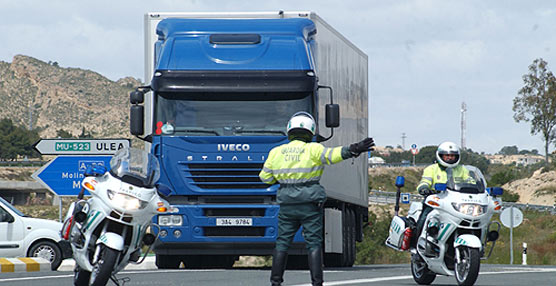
[32,156,112,196]
[34,139,130,155]
[411,144,417,149]
[500,207,523,228]
[401,193,410,204]
[411,148,419,155]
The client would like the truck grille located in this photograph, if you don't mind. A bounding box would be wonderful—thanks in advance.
[185,163,269,189]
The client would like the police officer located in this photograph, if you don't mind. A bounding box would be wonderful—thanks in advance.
[415,141,470,249]
[259,111,374,286]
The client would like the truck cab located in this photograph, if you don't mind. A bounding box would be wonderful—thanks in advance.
[131,11,368,268]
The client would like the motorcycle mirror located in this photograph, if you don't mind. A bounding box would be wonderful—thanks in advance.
[395,176,405,188]
[84,165,108,177]
[486,187,503,196]
[434,183,447,192]
[156,183,172,197]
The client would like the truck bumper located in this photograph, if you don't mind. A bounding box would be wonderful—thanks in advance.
[153,241,307,256]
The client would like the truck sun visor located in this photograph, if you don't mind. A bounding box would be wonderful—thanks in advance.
[209,34,261,45]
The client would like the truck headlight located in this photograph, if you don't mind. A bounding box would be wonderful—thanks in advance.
[158,215,183,226]
[107,189,148,210]
[452,203,487,217]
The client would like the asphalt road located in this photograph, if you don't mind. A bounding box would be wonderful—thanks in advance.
[2,264,556,285]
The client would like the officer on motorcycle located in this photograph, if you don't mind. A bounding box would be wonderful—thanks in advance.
[415,142,470,244]
[259,111,374,286]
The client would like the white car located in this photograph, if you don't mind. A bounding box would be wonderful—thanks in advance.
[0,196,71,270]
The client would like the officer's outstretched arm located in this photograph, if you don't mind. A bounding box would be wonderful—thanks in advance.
[348,137,375,158]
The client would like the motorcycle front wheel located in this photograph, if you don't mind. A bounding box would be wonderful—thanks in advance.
[411,253,436,285]
[73,265,91,286]
[89,246,119,286]
[455,246,480,286]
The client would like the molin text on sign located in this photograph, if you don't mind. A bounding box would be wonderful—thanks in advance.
[32,156,112,196]
[34,139,130,155]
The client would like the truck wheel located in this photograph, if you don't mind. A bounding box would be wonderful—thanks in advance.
[155,254,181,269]
[323,207,354,267]
[183,255,236,269]
[347,208,356,266]
[28,240,63,271]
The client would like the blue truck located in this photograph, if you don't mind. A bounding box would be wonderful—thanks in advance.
[129,11,369,268]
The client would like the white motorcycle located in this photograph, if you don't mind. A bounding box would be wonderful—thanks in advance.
[385,165,503,286]
[60,147,171,286]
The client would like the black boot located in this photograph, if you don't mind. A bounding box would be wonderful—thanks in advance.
[270,249,288,286]
[307,247,323,286]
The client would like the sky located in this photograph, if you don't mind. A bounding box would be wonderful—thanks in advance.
[1,0,556,155]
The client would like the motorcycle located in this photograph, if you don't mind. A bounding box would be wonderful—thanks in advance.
[60,147,172,286]
[385,165,503,286]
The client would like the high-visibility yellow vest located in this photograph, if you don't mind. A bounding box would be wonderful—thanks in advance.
[417,164,470,192]
[259,140,347,204]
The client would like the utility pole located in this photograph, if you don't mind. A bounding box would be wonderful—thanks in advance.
[460,102,466,150]
[401,133,407,150]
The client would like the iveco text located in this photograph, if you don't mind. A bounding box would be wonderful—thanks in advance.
[217,144,250,151]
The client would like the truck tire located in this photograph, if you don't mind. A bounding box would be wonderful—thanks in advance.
[183,255,236,269]
[286,255,308,270]
[347,208,356,266]
[28,240,63,271]
[155,254,181,269]
[324,207,355,267]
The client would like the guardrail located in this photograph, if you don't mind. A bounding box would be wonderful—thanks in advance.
[0,161,47,167]
[368,190,556,215]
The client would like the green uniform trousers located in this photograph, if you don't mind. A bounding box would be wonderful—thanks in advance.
[276,202,323,252]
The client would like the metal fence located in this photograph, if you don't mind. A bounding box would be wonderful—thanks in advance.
[369,190,556,215]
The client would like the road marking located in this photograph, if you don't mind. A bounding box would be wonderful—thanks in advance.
[289,267,556,285]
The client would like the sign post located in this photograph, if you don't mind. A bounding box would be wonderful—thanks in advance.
[500,207,524,264]
[410,144,419,165]
[32,138,128,221]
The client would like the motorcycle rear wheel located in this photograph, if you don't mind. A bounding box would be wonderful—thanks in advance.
[411,253,436,285]
[455,246,480,286]
[89,246,119,286]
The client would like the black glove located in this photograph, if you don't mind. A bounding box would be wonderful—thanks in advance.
[419,188,435,197]
[348,137,375,157]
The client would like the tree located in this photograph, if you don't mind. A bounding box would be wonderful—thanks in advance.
[56,129,73,138]
[513,58,556,163]
[498,145,519,155]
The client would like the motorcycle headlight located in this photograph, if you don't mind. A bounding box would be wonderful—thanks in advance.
[107,189,148,210]
[452,203,487,217]
[158,215,183,226]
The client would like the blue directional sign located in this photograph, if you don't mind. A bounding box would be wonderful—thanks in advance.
[401,193,411,204]
[32,156,112,196]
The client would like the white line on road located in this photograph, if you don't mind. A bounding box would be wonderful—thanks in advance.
[289,267,556,286]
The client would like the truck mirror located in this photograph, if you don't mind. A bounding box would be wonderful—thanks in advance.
[130,91,144,104]
[325,104,340,127]
[130,105,144,135]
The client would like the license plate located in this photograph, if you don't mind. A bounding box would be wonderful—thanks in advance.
[216,218,253,226]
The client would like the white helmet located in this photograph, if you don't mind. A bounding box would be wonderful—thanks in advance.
[287,111,316,136]
[436,141,460,168]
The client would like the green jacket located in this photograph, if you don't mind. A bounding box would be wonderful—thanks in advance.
[259,140,351,205]
[417,164,470,194]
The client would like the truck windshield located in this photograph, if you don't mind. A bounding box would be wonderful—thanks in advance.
[154,92,313,136]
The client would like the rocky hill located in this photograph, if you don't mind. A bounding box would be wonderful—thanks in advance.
[0,55,141,138]
[503,169,556,206]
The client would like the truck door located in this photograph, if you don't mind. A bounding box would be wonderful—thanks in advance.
[0,203,25,256]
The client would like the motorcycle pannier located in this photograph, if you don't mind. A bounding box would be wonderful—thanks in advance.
[386,216,407,250]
